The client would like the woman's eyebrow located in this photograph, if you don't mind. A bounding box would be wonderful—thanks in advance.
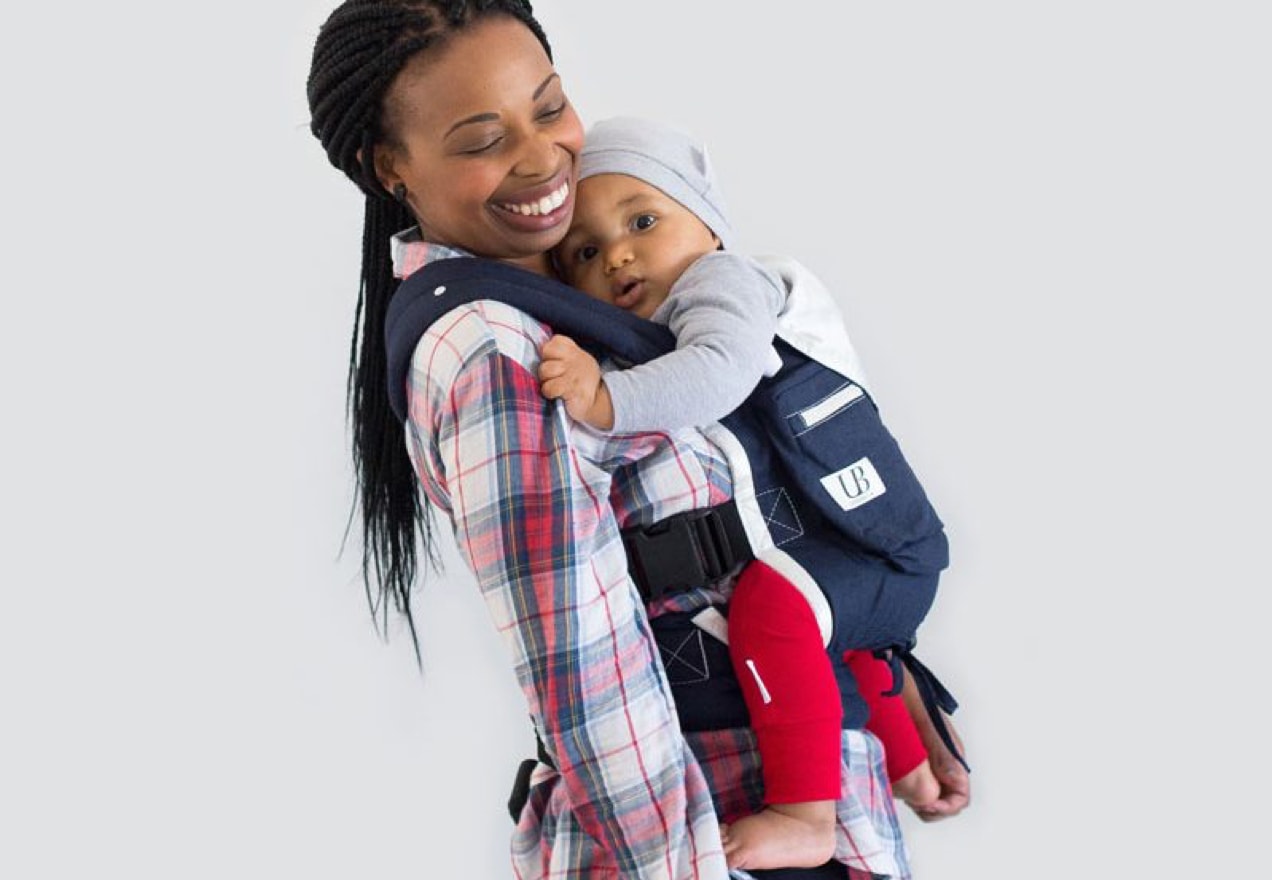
[446,112,499,138]
[533,73,560,100]
[444,74,561,138]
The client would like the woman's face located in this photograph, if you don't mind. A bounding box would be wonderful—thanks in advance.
[373,16,584,271]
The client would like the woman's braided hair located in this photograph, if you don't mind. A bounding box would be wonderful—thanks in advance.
[306,0,552,650]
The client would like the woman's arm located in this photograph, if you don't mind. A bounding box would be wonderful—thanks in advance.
[406,304,726,877]
[899,665,971,821]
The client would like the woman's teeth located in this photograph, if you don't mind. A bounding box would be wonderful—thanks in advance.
[497,182,570,216]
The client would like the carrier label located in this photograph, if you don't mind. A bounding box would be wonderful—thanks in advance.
[820,457,886,511]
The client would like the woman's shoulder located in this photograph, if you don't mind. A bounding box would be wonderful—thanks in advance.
[413,299,551,383]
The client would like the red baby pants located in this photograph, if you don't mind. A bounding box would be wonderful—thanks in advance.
[728,560,927,803]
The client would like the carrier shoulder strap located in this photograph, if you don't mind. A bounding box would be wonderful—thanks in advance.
[385,257,675,423]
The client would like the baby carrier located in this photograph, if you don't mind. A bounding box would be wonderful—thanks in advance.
[385,256,964,772]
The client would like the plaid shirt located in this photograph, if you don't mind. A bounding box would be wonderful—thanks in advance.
[395,232,910,880]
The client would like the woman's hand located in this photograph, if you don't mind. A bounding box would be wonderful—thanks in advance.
[900,668,971,821]
[538,334,615,429]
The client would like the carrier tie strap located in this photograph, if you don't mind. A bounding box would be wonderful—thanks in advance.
[507,735,558,821]
[875,643,970,773]
[621,499,753,604]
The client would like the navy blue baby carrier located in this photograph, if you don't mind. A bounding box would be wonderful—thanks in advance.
[385,257,966,782]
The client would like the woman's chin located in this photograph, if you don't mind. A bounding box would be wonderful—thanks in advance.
[482,224,571,264]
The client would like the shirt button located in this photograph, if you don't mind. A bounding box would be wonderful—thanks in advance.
[433,285,446,296]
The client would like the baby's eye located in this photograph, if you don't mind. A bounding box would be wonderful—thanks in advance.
[575,244,599,263]
[633,213,657,231]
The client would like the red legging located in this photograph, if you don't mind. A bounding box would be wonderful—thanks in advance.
[844,651,928,783]
[728,560,927,803]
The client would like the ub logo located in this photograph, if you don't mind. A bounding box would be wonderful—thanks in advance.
[820,457,886,512]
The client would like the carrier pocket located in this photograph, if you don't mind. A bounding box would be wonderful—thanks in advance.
[759,352,947,575]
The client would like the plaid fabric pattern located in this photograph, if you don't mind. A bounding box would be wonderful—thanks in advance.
[686,729,908,880]
[389,226,466,278]
[396,237,910,879]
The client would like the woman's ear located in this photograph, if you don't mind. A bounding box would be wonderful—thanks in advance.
[359,144,403,198]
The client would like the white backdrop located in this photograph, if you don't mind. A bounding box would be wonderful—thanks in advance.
[3,2,1270,878]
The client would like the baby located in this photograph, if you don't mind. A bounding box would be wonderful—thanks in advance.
[539,117,941,872]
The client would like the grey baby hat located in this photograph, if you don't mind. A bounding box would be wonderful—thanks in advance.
[578,116,735,250]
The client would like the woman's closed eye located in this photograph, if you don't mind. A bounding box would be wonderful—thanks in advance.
[537,102,566,122]
[459,136,504,155]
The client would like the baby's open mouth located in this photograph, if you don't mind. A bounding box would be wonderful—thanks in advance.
[613,279,645,310]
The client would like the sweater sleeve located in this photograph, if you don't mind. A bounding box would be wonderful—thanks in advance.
[605,253,785,433]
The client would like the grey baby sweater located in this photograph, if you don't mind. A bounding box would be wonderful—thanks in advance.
[604,251,786,433]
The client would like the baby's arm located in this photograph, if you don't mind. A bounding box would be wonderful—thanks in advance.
[608,254,786,432]
[611,254,784,432]
[540,254,784,431]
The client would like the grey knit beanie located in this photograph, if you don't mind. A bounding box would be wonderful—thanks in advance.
[579,116,735,249]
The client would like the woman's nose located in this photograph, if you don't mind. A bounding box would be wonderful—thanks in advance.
[512,127,558,179]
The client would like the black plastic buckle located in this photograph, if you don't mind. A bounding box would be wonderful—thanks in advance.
[622,501,749,603]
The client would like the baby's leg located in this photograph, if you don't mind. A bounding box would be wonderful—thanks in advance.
[844,651,938,807]
[726,561,842,870]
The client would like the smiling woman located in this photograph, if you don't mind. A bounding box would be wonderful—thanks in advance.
[307,4,736,876]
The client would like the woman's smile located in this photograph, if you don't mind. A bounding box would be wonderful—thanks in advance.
[490,170,574,233]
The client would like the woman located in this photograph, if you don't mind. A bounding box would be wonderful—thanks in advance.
[305,2,968,877]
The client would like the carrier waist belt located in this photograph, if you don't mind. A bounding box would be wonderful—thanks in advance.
[620,500,753,603]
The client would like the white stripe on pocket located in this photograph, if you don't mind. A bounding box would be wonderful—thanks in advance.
[795,383,864,432]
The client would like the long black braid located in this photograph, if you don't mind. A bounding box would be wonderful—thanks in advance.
[306,0,552,652]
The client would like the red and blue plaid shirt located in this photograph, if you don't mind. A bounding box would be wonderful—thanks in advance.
[394,231,911,880]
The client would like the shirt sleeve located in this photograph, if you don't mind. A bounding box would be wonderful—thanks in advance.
[604,253,785,433]
[405,304,726,878]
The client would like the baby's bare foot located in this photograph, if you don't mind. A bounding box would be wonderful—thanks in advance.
[720,802,836,871]
[892,759,941,809]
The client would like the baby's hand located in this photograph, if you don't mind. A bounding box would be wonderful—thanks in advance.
[538,334,615,429]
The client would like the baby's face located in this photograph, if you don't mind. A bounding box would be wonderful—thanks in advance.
[554,174,719,319]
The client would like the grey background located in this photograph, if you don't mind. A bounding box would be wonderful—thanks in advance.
[2,1,1269,877]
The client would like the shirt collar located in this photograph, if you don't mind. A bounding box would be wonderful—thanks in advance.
[390,226,470,279]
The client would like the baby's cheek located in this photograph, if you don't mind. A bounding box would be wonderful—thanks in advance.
[578,274,611,304]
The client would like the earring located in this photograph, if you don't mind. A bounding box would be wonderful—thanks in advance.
[392,183,408,205]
